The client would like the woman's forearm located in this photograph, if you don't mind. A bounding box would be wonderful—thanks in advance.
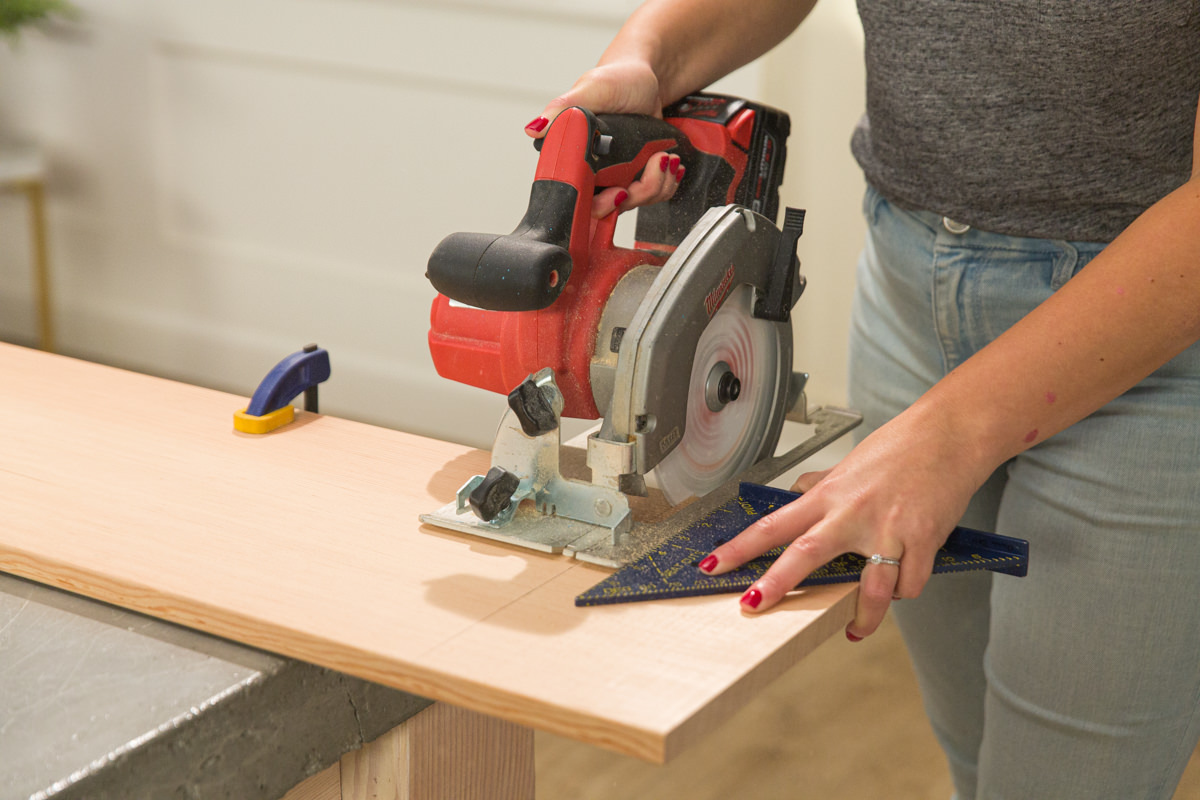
[598,0,818,105]
[911,175,1200,485]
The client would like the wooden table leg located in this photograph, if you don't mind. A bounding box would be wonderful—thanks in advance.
[283,703,535,800]
[282,762,341,800]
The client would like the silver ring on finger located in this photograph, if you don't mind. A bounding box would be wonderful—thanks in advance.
[867,553,901,568]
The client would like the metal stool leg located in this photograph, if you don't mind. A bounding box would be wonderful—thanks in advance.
[22,179,53,353]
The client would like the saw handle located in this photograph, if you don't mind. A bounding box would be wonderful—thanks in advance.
[426,108,691,312]
[573,112,695,188]
[425,95,791,312]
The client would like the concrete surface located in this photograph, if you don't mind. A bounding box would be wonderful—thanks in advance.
[0,573,430,800]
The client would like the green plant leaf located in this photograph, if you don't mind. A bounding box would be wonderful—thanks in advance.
[0,0,77,41]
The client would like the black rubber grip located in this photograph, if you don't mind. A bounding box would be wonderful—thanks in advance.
[426,180,577,311]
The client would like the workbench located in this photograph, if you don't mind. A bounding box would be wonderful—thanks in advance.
[0,343,857,798]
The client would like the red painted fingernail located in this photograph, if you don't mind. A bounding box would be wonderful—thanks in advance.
[676,166,686,182]
[669,155,680,172]
[525,116,549,133]
[660,155,670,172]
[740,588,762,609]
[613,190,629,208]
[697,555,718,573]
[846,630,863,643]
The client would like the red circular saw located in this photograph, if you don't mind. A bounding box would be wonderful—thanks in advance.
[426,94,814,530]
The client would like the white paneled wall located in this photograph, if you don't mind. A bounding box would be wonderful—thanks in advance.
[0,0,863,449]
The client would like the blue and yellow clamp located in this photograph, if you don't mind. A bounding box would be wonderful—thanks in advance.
[233,344,331,434]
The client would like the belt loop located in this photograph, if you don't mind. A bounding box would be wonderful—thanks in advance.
[1051,242,1080,290]
[942,217,970,235]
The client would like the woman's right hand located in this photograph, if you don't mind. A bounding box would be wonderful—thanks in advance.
[526,60,685,219]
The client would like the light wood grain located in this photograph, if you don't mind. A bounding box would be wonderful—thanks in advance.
[339,703,534,800]
[341,728,402,800]
[281,702,533,800]
[282,762,341,800]
[0,344,856,763]
[397,703,533,800]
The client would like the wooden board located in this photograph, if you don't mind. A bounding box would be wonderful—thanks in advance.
[0,344,856,763]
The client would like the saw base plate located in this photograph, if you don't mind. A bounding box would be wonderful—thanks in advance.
[419,405,862,568]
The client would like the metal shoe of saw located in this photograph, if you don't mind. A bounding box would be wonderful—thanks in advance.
[422,94,861,567]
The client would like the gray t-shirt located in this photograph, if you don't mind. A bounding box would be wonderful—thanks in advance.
[851,0,1200,242]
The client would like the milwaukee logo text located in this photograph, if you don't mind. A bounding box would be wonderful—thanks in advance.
[704,265,736,318]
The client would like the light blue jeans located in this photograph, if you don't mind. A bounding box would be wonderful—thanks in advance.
[848,185,1200,799]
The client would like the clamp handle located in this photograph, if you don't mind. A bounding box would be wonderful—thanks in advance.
[234,344,331,434]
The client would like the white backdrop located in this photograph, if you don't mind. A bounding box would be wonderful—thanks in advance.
[0,0,865,449]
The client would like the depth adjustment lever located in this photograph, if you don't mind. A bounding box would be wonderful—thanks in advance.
[508,377,560,437]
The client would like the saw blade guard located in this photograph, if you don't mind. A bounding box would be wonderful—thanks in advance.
[650,284,786,504]
[595,205,794,490]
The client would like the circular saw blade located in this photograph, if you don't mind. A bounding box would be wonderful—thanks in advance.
[650,284,787,505]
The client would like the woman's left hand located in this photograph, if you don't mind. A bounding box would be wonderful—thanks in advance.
[699,405,988,640]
